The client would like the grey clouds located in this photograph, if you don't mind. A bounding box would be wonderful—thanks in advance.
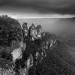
[0,0,75,15]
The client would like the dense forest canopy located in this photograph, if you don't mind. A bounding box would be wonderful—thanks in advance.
[0,15,23,51]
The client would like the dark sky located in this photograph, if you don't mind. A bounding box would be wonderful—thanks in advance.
[0,0,75,18]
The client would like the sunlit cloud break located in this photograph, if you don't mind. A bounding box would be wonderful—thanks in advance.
[0,12,75,19]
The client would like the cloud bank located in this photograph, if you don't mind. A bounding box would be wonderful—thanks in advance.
[0,0,75,15]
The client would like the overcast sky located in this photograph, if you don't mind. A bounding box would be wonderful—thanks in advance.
[0,0,75,18]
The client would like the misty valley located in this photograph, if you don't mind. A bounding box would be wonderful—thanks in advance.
[0,15,75,75]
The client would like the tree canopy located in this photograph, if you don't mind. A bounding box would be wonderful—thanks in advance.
[0,15,23,47]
